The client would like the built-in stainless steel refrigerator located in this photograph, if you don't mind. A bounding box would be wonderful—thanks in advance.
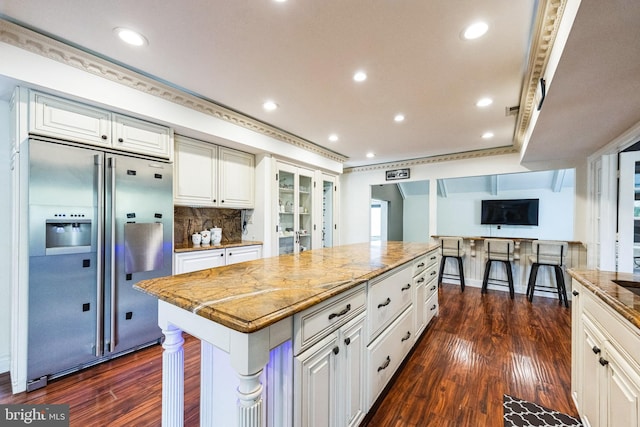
[26,137,173,391]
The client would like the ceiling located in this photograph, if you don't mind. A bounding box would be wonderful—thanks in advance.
[0,0,639,169]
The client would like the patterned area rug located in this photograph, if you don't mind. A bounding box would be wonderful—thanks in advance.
[503,395,582,427]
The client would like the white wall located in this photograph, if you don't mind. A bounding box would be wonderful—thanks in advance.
[403,196,429,243]
[436,186,575,240]
[340,153,541,244]
[0,99,10,372]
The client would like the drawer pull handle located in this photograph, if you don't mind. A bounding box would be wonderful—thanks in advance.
[401,331,411,342]
[328,304,351,320]
[572,290,579,296]
[401,284,411,291]
[430,285,437,291]
[417,277,425,283]
[430,271,436,276]
[592,346,601,355]
[344,337,351,346]
[377,356,391,372]
[333,346,340,355]
[417,262,425,268]
[430,256,436,260]
[599,357,609,367]
[101,134,108,140]
[378,298,391,309]
[430,304,437,311]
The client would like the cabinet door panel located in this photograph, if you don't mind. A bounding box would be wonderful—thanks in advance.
[174,250,225,274]
[342,315,366,427]
[174,137,217,206]
[218,147,254,208]
[605,344,640,427]
[30,91,111,146]
[225,245,262,265]
[113,115,171,159]
[295,334,338,427]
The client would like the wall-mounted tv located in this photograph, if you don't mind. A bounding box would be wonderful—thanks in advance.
[481,199,539,226]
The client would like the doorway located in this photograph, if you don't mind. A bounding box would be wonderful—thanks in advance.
[370,199,388,241]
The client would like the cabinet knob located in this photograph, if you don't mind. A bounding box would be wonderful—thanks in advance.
[228,252,232,256]
[220,253,224,257]
[592,345,601,354]
[118,137,124,143]
[101,134,108,140]
[213,199,217,203]
[332,346,340,355]
[344,337,351,346]
[572,290,579,296]
[598,357,609,367]
[221,200,224,203]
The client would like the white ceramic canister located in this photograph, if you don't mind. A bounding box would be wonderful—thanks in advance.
[200,229,211,245]
[210,227,222,245]
[191,233,202,245]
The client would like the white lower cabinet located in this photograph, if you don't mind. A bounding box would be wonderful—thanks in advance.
[173,245,262,274]
[294,312,366,427]
[292,248,439,427]
[572,279,640,427]
[367,305,414,407]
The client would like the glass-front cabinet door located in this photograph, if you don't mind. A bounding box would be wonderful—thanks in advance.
[276,162,315,255]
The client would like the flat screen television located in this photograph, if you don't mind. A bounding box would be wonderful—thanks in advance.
[481,199,539,226]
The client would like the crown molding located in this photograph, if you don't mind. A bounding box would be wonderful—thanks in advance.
[343,145,518,174]
[513,0,568,149]
[0,18,348,164]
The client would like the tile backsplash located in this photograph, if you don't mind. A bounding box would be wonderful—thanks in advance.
[174,206,242,245]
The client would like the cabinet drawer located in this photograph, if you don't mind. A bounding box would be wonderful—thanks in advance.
[367,305,414,406]
[424,275,438,301]
[424,292,439,326]
[294,284,366,355]
[174,250,225,274]
[368,265,413,342]
[412,255,428,277]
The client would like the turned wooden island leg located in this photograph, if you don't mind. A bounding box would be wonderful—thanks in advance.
[161,324,185,427]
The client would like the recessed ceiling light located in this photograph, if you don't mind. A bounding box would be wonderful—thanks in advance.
[263,100,278,111]
[329,134,339,142]
[114,27,148,46]
[476,97,493,108]
[482,131,494,139]
[366,152,375,158]
[353,71,367,82]
[394,114,405,123]
[274,0,287,2]
[462,22,489,40]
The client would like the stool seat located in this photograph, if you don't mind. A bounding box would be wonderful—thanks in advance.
[482,238,515,299]
[527,240,568,307]
[438,237,465,291]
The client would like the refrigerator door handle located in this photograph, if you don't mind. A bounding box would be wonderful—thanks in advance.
[108,156,118,353]
[95,154,105,357]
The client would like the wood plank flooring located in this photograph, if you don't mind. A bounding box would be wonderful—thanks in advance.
[0,283,577,426]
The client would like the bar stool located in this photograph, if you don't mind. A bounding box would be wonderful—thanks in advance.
[482,238,515,299]
[527,240,569,307]
[437,237,465,291]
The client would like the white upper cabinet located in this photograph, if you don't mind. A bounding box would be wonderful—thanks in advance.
[30,91,112,147]
[174,136,218,206]
[29,90,172,159]
[218,146,255,208]
[174,135,255,208]
[112,114,172,159]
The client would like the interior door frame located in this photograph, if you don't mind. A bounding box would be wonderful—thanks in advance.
[617,150,640,273]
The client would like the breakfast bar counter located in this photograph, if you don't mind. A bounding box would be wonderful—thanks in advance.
[134,241,437,427]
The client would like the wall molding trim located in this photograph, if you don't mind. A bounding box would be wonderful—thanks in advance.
[0,18,348,164]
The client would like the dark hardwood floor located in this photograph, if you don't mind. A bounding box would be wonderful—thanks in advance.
[0,283,577,426]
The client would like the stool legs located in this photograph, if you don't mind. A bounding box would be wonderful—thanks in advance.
[482,260,514,299]
[438,255,465,292]
[527,263,568,307]
[456,256,465,291]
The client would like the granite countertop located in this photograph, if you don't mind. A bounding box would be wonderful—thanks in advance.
[568,269,640,330]
[136,241,436,333]
[174,240,263,253]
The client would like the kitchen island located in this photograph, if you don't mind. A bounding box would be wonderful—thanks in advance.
[134,241,439,427]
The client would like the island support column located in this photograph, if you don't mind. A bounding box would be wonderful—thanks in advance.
[230,328,270,427]
[161,324,184,427]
